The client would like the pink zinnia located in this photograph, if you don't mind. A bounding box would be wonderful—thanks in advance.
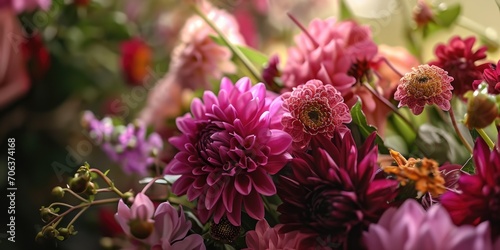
[394,64,454,115]
[244,220,305,250]
[441,134,500,237]
[277,131,398,249]
[165,77,292,226]
[364,199,499,250]
[281,79,351,149]
[429,36,490,98]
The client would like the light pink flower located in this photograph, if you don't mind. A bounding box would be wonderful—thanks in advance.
[115,193,155,240]
[394,64,454,115]
[148,202,205,250]
[0,8,30,109]
[244,220,305,250]
[2,0,51,13]
[364,199,498,250]
[169,1,245,90]
[281,79,351,149]
[165,77,292,226]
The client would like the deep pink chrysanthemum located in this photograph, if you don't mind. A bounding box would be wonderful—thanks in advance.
[429,36,490,98]
[281,79,351,149]
[394,64,454,115]
[441,133,500,237]
[364,199,498,250]
[473,60,500,94]
[243,220,306,250]
[277,131,398,249]
[165,77,292,226]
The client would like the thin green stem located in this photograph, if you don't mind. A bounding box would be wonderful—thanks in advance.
[66,206,89,228]
[46,198,121,226]
[141,176,162,194]
[362,82,418,133]
[456,16,499,49]
[476,128,495,149]
[191,4,263,83]
[62,188,88,203]
[448,106,473,154]
[90,169,125,197]
[48,202,73,208]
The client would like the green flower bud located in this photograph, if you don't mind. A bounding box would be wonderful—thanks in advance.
[51,186,65,198]
[85,182,97,196]
[35,232,45,244]
[128,219,154,239]
[122,191,135,205]
[42,226,59,239]
[40,207,57,223]
[464,91,499,129]
[69,176,89,194]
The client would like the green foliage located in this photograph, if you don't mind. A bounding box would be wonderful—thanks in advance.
[350,101,389,154]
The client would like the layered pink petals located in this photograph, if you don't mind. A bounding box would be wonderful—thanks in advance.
[165,77,292,226]
[244,220,305,250]
[364,199,497,250]
[114,193,155,238]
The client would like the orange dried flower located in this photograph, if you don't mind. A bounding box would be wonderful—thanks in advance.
[383,149,446,197]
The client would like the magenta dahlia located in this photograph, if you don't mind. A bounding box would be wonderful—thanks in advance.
[473,60,500,94]
[165,77,292,226]
[429,36,490,98]
[364,199,498,250]
[281,79,351,150]
[441,133,500,237]
[277,131,398,249]
[394,64,454,115]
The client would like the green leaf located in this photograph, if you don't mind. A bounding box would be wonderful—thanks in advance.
[340,0,354,20]
[461,156,475,174]
[434,4,461,27]
[350,101,389,153]
[210,35,269,71]
[103,169,110,176]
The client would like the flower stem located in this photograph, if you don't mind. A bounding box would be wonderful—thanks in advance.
[62,188,88,203]
[191,4,263,83]
[141,176,163,194]
[262,195,279,225]
[90,169,125,197]
[476,128,495,149]
[380,57,404,78]
[456,16,499,49]
[448,106,473,154]
[362,82,418,133]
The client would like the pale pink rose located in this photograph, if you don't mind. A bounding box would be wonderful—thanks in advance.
[169,0,245,90]
[0,8,30,109]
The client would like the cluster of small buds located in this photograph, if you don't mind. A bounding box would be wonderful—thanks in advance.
[464,82,500,129]
[37,163,132,245]
[81,111,163,175]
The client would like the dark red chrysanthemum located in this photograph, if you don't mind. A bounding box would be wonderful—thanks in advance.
[429,36,490,98]
[473,60,500,95]
[277,131,398,249]
[441,133,500,237]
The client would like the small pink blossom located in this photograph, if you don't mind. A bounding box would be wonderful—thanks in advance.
[281,79,351,149]
[115,193,155,239]
[394,64,454,115]
[244,220,305,250]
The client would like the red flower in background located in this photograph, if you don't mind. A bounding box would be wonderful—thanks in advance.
[473,60,500,95]
[429,36,490,98]
[120,38,152,86]
[21,34,50,81]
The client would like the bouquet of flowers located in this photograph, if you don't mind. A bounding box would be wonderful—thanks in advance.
[12,0,500,249]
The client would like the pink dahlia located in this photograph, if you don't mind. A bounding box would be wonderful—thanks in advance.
[473,60,500,94]
[277,131,398,249]
[169,1,245,90]
[429,36,490,98]
[364,199,498,250]
[281,79,351,149]
[282,18,378,106]
[244,220,305,250]
[441,134,500,237]
[394,64,454,115]
[165,77,292,226]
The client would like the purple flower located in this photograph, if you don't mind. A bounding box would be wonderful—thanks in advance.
[441,134,500,237]
[165,77,292,226]
[364,199,498,250]
[277,131,398,249]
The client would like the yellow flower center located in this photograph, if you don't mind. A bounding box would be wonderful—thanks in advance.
[403,66,443,99]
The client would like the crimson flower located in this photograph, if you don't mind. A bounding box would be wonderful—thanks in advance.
[165,77,292,226]
[429,36,490,98]
[441,133,500,237]
[277,131,398,249]
[120,38,152,86]
[473,60,500,95]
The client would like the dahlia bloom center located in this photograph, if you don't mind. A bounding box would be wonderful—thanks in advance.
[404,70,443,98]
[297,99,332,133]
[307,188,361,228]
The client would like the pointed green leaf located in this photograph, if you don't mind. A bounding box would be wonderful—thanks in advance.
[350,101,389,153]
